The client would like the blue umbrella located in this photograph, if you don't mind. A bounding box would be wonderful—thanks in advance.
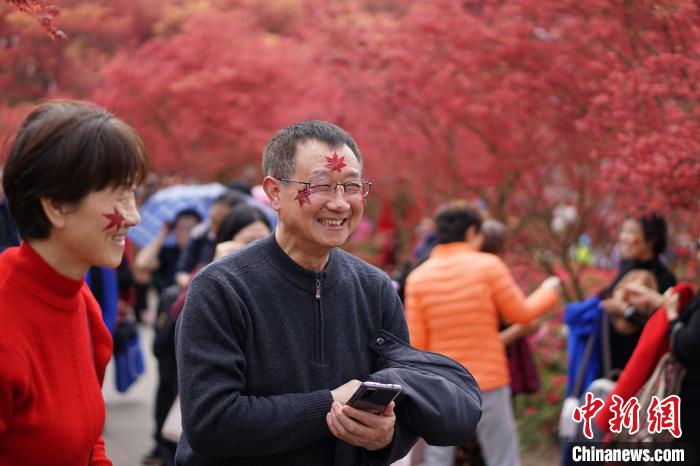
[128,183,227,248]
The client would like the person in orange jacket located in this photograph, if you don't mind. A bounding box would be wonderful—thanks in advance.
[405,200,561,466]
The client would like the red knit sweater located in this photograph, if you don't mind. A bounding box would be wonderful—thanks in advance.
[0,243,113,466]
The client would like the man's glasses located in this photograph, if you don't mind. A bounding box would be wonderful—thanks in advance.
[278,179,372,198]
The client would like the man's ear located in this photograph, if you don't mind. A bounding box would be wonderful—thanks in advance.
[39,197,68,229]
[262,176,281,211]
[464,225,476,242]
[464,225,483,248]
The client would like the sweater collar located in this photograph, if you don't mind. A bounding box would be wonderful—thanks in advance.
[12,242,85,308]
[260,234,340,292]
[430,242,476,257]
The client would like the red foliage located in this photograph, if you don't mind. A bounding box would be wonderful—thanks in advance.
[2,0,698,280]
[334,1,697,247]
[5,0,64,39]
[93,8,306,179]
[0,0,172,105]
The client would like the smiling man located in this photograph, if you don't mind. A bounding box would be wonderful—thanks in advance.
[175,121,413,465]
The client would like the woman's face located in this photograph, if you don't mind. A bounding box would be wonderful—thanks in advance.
[232,220,270,245]
[618,218,653,261]
[55,185,140,276]
[173,214,199,250]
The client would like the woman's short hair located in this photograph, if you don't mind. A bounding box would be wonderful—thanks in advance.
[2,100,148,240]
[627,209,668,256]
[434,200,483,244]
[173,208,203,226]
[215,203,271,245]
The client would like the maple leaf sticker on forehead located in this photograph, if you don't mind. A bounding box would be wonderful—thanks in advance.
[294,188,312,207]
[324,151,347,172]
[102,207,125,231]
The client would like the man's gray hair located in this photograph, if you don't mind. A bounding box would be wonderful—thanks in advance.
[262,120,362,179]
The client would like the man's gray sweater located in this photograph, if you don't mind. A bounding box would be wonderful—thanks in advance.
[175,234,410,465]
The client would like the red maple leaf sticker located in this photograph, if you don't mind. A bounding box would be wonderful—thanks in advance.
[324,151,347,172]
[295,188,312,207]
[102,207,125,231]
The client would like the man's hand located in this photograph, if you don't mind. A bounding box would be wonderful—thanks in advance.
[622,283,664,311]
[326,401,396,451]
[661,289,680,321]
[331,379,362,405]
[500,318,544,347]
[175,271,191,288]
[541,276,562,293]
[601,297,626,317]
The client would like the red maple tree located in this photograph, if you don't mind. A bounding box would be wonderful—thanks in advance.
[2,0,698,284]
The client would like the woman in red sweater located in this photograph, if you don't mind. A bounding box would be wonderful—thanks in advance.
[0,100,147,465]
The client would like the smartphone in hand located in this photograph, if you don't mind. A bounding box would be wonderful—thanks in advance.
[347,381,402,414]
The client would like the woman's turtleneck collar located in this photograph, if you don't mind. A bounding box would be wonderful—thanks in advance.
[12,242,85,309]
[619,257,659,273]
[260,234,340,292]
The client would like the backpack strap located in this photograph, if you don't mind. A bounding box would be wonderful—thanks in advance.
[601,312,620,380]
[572,330,596,398]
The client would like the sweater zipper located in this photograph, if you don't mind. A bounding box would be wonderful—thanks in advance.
[315,273,323,362]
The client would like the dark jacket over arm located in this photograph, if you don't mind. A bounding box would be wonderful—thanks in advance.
[369,330,482,446]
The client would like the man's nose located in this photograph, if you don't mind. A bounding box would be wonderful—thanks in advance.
[325,187,351,210]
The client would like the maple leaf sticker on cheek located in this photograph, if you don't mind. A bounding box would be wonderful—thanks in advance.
[294,188,312,207]
[324,151,347,172]
[102,207,125,231]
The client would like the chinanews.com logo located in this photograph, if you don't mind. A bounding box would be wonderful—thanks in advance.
[568,392,689,464]
[570,444,685,463]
